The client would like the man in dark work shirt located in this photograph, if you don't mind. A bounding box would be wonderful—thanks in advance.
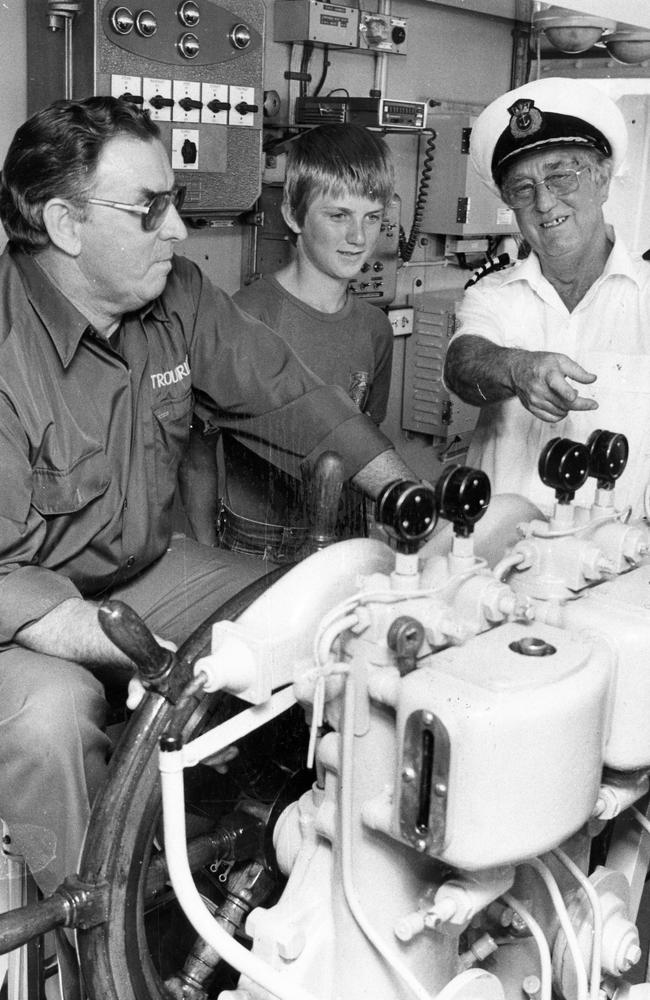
[0,96,415,896]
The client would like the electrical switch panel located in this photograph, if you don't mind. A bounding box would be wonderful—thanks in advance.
[358,11,408,54]
[348,194,401,307]
[27,0,266,219]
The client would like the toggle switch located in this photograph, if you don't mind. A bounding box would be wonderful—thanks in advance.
[149,94,174,110]
[171,129,199,170]
[178,96,203,112]
[181,138,197,164]
[234,101,259,116]
[202,83,229,124]
[207,98,231,113]
[143,77,173,122]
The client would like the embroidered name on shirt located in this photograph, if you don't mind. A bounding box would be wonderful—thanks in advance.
[150,356,191,389]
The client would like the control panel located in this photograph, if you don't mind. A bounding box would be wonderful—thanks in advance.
[274,0,408,54]
[348,193,401,307]
[27,0,265,219]
[274,0,359,47]
[358,11,408,55]
[294,97,427,129]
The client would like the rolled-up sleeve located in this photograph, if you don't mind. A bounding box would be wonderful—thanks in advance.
[186,272,393,480]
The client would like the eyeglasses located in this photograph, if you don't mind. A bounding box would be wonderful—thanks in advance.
[87,186,186,231]
[501,167,590,209]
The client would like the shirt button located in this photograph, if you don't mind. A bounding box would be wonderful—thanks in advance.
[126,556,135,568]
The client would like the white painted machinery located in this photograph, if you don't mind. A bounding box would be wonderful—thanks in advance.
[5,429,650,1000]
[146,429,650,1000]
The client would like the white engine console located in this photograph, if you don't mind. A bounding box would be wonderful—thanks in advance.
[159,431,650,1000]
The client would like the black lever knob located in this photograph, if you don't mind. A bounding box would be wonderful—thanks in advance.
[149,94,175,110]
[538,437,590,503]
[178,97,203,112]
[98,599,173,682]
[434,465,490,537]
[234,101,259,115]
[586,429,628,490]
[207,98,231,113]
[375,480,437,554]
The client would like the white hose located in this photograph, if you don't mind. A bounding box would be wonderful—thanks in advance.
[160,758,319,1000]
[551,849,603,1000]
[312,569,487,662]
[492,551,526,582]
[631,805,650,838]
[524,857,588,1000]
[502,892,552,1000]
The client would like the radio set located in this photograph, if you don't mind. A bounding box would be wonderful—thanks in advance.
[294,95,428,129]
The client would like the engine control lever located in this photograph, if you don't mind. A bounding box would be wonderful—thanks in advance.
[98,599,174,684]
[299,450,345,557]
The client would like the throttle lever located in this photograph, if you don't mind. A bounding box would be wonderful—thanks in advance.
[299,450,345,558]
[98,599,174,685]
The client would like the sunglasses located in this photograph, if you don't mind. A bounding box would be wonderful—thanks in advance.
[87,186,186,231]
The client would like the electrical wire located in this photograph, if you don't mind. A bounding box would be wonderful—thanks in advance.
[632,805,650,837]
[399,129,436,263]
[523,857,589,1000]
[299,41,313,98]
[502,892,552,1000]
[643,483,650,521]
[551,849,603,1000]
[312,44,330,96]
[636,806,650,984]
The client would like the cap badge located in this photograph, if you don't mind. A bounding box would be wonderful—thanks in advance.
[508,98,543,139]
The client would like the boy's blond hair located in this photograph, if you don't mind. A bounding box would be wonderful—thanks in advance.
[283,123,395,226]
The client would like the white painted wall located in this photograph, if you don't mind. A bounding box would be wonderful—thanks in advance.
[0,1,26,248]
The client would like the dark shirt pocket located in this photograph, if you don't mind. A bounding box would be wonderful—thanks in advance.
[32,447,111,515]
[152,388,193,472]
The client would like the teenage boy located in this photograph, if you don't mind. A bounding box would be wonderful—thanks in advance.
[180,123,396,560]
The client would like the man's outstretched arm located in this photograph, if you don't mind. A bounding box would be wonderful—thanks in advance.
[444,334,598,424]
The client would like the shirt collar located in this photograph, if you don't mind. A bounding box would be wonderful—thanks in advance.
[503,227,641,292]
[12,249,94,367]
[13,249,166,363]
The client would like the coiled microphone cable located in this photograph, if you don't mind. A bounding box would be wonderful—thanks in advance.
[399,128,436,263]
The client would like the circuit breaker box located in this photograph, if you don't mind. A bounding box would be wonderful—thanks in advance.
[348,194,401,306]
[26,0,265,219]
[402,290,478,459]
[419,112,520,238]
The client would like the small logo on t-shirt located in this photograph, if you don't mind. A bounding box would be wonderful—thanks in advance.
[349,370,370,410]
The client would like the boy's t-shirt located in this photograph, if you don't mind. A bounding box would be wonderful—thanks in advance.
[225,273,394,529]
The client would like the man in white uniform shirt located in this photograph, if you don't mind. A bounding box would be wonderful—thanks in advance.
[444,77,650,516]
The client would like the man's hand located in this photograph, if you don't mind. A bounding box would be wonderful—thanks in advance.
[126,635,177,709]
[508,349,598,423]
